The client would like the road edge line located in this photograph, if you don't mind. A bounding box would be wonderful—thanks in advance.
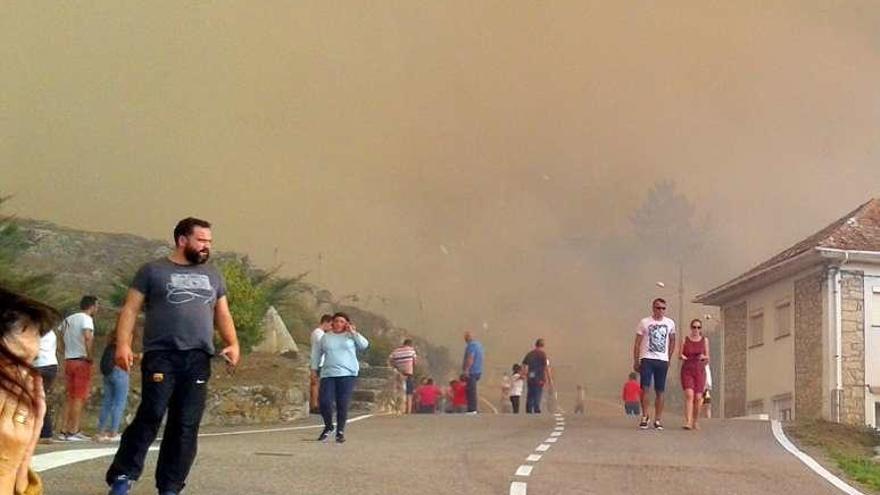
[770,419,866,495]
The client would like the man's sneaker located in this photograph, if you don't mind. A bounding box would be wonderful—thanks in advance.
[638,416,649,429]
[653,420,664,431]
[66,431,91,442]
[335,432,346,444]
[317,427,333,442]
[108,475,133,495]
[55,432,70,442]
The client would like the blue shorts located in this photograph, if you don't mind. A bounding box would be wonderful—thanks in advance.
[405,375,415,395]
[639,359,669,393]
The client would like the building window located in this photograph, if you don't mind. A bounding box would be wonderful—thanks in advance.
[775,302,791,339]
[772,393,793,421]
[749,310,764,348]
[747,399,765,416]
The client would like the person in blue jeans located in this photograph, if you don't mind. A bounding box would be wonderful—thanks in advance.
[310,312,369,443]
[96,334,131,442]
[461,331,484,413]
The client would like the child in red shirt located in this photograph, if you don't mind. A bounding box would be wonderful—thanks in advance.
[622,372,641,416]
[449,376,468,413]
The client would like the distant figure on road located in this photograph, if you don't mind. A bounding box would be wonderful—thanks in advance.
[309,314,333,414]
[310,312,369,443]
[500,371,512,413]
[509,364,524,414]
[58,295,99,442]
[633,298,676,430]
[679,318,709,430]
[461,331,484,414]
[388,338,417,414]
[622,372,641,416]
[105,217,240,495]
[521,339,552,414]
[574,385,586,415]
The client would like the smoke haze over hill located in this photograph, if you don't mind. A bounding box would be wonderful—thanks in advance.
[4,1,880,394]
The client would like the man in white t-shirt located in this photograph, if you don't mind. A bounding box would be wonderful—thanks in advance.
[309,314,333,413]
[633,297,676,430]
[58,295,98,441]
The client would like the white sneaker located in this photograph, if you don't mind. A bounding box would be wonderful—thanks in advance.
[65,432,91,442]
[106,434,121,442]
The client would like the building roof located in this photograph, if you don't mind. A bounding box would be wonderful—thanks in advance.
[695,198,880,305]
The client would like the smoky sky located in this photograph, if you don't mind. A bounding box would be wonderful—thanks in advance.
[4,1,880,392]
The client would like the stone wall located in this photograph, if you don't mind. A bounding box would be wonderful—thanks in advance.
[840,271,866,425]
[794,271,824,420]
[723,302,747,418]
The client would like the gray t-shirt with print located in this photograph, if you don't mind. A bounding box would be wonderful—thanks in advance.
[132,258,227,354]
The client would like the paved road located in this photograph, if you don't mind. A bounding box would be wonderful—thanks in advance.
[37,402,843,495]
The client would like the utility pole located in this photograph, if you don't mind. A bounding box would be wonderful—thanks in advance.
[678,263,685,323]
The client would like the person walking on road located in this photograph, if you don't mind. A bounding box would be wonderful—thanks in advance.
[521,339,552,414]
[310,312,369,443]
[622,372,641,416]
[309,314,333,414]
[633,298,676,430]
[679,318,709,430]
[388,338,417,414]
[58,295,98,441]
[461,331,484,414]
[105,217,240,495]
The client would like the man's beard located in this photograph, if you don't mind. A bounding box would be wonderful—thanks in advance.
[184,245,210,265]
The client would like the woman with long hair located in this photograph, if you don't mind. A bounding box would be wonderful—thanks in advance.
[679,318,710,430]
[0,287,60,494]
[310,312,368,443]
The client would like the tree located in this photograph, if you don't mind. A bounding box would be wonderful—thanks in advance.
[630,180,705,265]
[218,258,270,354]
[0,195,58,303]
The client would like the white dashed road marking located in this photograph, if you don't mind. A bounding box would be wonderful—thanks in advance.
[515,465,534,477]
[510,481,528,495]
[509,414,565,495]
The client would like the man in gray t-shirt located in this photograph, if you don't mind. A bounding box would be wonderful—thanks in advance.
[106,217,240,495]
[131,258,227,355]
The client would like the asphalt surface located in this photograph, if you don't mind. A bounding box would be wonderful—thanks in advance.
[37,401,844,495]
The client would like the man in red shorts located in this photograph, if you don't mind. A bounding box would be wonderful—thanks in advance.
[59,295,98,441]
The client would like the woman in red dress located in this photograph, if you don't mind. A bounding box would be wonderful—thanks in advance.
[679,318,710,430]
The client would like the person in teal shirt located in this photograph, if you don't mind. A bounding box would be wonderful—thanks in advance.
[310,312,369,443]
